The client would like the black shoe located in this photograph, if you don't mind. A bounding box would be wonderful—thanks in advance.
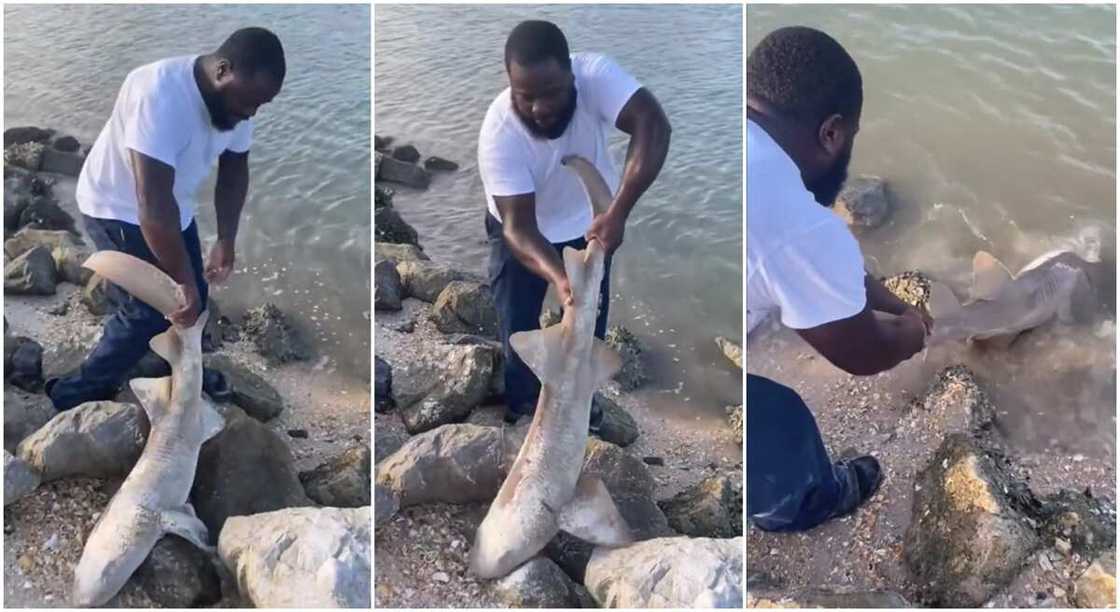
[829,455,884,520]
[589,397,604,434]
[202,368,232,402]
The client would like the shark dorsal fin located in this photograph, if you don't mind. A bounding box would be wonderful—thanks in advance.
[928,281,962,319]
[971,251,1014,301]
[129,377,171,424]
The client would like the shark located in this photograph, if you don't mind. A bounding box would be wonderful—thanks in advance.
[927,248,1099,348]
[72,251,225,607]
[468,155,633,579]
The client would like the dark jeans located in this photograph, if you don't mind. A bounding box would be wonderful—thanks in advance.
[746,374,853,532]
[47,215,208,411]
[486,213,611,414]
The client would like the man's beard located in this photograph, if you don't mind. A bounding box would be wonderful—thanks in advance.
[201,89,238,132]
[808,146,852,207]
[519,86,577,140]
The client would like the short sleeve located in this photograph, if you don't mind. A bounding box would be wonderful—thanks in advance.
[760,217,867,330]
[227,119,253,153]
[122,86,188,168]
[580,54,642,126]
[478,110,534,198]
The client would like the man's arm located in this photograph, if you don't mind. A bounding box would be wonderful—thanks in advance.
[585,88,671,253]
[207,150,250,284]
[796,305,926,376]
[129,149,200,326]
[494,193,572,305]
[866,273,933,333]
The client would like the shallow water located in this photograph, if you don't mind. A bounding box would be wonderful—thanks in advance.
[376,5,743,416]
[747,5,1116,458]
[4,4,371,378]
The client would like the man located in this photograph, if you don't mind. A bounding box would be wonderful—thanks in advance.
[478,20,671,424]
[745,26,930,532]
[46,27,285,411]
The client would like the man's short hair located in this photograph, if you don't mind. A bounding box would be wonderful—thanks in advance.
[505,20,571,72]
[746,26,862,126]
[217,27,286,83]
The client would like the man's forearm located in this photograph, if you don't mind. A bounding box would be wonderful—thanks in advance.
[611,112,670,219]
[503,225,565,286]
[215,153,249,242]
[865,274,910,315]
[138,198,195,287]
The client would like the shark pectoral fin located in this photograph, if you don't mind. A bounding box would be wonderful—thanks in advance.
[558,473,632,546]
[510,326,565,383]
[971,251,1014,301]
[129,377,171,423]
[199,398,225,441]
[928,281,962,319]
[149,330,182,364]
[561,155,614,215]
[161,508,213,552]
[591,339,623,387]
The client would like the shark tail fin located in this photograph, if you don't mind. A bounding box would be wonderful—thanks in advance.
[129,377,172,424]
[928,281,962,320]
[82,251,183,317]
[558,473,632,546]
[562,155,614,216]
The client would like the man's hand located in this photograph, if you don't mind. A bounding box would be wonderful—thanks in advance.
[896,308,928,356]
[551,270,574,308]
[205,238,235,285]
[169,280,203,328]
[906,305,934,336]
[585,209,626,255]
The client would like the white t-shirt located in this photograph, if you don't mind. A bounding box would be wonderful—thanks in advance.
[478,52,641,243]
[77,55,253,231]
[746,119,866,334]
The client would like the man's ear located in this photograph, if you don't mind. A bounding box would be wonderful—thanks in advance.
[816,113,848,157]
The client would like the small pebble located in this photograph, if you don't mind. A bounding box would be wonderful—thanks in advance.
[432,571,450,583]
[642,456,665,466]
[287,429,309,438]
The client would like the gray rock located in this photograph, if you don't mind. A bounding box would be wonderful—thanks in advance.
[51,242,93,286]
[374,483,399,527]
[3,387,55,452]
[218,506,370,608]
[714,336,742,369]
[373,426,406,464]
[133,535,221,608]
[5,335,43,391]
[904,434,1040,607]
[40,148,85,176]
[374,205,420,245]
[835,175,891,229]
[4,227,84,259]
[16,401,148,481]
[82,274,113,316]
[424,156,460,172]
[917,366,998,432]
[4,449,40,505]
[430,281,498,336]
[1037,489,1116,559]
[374,242,428,264]
[300,445,371,507]
[240,303,311,364]
[51,135,80,153]
[4,127,52,147]
[374,134,393,152]
[495,557,596,608]
[585,536,743,608]
[17,194,75,233]
[397,344,495,434]
[201,298,224,352]
[377,155,431,189]
[727,404,743,442]
[191,408,314,535]
[374,259,403,311]
[592,393,639,447]
[4,142,44,171]
[375,355,393,413]
[5,245,57,295]
[391,144,421,163]
[1073,551,1115,609]
[658,475,743,538]
[396,259,468,303]
[605,326,649,392]
[204,354,284,422]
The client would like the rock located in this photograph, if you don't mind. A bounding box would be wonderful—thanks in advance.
[1037,489,1116,558]
[391,144,421,163]
[4,141,44,171]
[4,449,40,505]
[592,393,639,447]
[17,194,75,232]
[495,557,596,608]
[377,155,431,189]
[82,274,113,316]
[904,434,1040,607]
[240,303,312,364]
[201,298,223,352]
[374,241,428,264]
[1074,551,1116,608]
[4,227,84,259]
[4,334,43,392]
[51,242,93,286]
[374,182,394,209]
[191,408,313,535]
[375,423,516,507]
[203,354,284,421]
[40,148,85,176]
[3,387,55,452]
[396,260,469,303]
[218,506,370,608]
[133,536,222,607]
[915,365,997,432]
[396,344,495,434]
[300,445,371,507]
[374,259,403,311]
[727,404,744,442]
[585,536,743,608]
[605,326,649,392]
[374,204,420,245]
[4,126,52,147]
[883,270,933,311]
[714,336,742,369]
[424,156,459,172]
[659,475,743,538]
[540,308,562,328]
[374,483,399,527]
[287,429,308,438]
[51,135,80,153]
[374,134,393,152]
[430,281,498,336]
[373,426,406,464]
[835,175,891,229]
[374,355,393,413]
[747,587,912,608]
[16,401,148,482]
[4,245,57,295]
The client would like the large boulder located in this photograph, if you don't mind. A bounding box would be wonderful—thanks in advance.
[904,434,1040,607]
[133,535,222,608]
[4,245,57,295]
[659,474,743,538]
[424,156,459,172]
[300,445,371,508]
[51,135,80,153]
[17,194,76,233]
[82,274,114,316]
[834,175,891,229]
[4,334,44,392]
[584,536,743,608]
[592,393,639,447]
[605,326,649,392]
[191,408,314,535]
[396,259,469,303]
[396,344,495,434]
[1074,551,1116,608]
[374,355,393,413]
[374,259,403,311]
[1037,489,1116,559]
[4,449,40,506]
[391,144,420,163]
[430,281,498,337]
[374,242,428,264]
[240,303,312,364]
[218,506,370,608]
[4,141,44,171]
[16,401,148,481]
[377,155,431,189]
[373,426,406,464]
[494,557,596,608]
[203,354,284,422]
[374,205,421,245]
[374,483,399,527]
[4,227,83,258]
[4,127,52,147]
[40,148,85,176]
[3,386,55,452]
